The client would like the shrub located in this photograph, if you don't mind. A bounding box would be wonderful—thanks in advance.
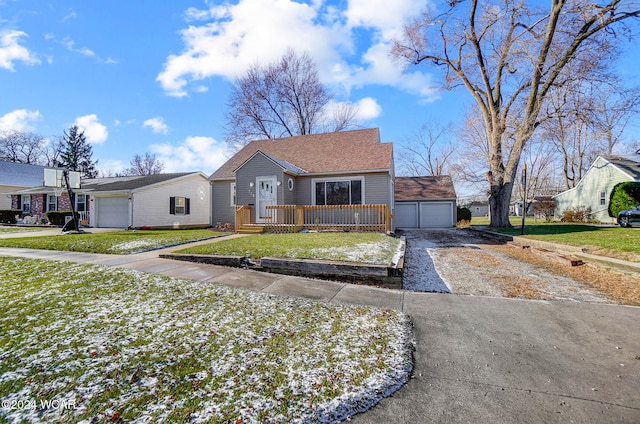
[561,206,592,223]
[533,198,555,222]
[457,206,472,222]
[608,182,640,217]
[45,210,79,226]
[0,210,20,224]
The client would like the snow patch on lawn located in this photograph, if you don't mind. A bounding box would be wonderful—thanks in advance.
[309,240,398,264]
[0,258,414,423]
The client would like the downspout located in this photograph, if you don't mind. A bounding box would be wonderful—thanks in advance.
[128,192,134,229]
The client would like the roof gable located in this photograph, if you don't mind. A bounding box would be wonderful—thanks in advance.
[234,150,308,175]
[603,155,640,181]
[211,128,391,179]
[395,176,457,200]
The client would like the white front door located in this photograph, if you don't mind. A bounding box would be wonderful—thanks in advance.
[256,176,277,223]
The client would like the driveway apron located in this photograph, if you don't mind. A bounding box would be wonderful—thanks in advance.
[401,230,451,293]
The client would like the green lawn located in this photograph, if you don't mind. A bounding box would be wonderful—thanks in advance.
[0,229,227,254]
[0,258,412,423]
[481,222,640,260]
[176,232,401,265]
[0,226,45,233]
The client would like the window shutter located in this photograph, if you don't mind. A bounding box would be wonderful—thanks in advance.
[169,196,175,215]
[185,198,190,215]
[17,196,21,209]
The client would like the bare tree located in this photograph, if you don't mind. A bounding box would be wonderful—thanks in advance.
[398,120,456,176]
[122,153,165,176]
[225,49,357,144]
[393,0,639,227]
[0,130,47,164]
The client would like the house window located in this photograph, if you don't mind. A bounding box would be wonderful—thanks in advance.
[47,194,57,212]
[76,194,87,212]
[314,179,363,205]
[170,196,190,215]
[599,190,606,206]
[21,195,31,213]
[230,183,236,206]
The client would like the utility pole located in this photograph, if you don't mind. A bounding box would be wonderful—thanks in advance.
[521,163,527,235]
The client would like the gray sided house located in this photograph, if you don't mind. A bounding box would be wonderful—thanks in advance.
[210,128,395,232]
[9,172,211,229]
[0,160,46,210]
[394,176,457,228]
[554,155,640,223]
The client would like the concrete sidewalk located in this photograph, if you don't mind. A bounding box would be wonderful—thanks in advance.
[1,244,639,423]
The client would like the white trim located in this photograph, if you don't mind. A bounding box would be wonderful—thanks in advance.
[311,176,365,205]
[255,176,277,223]
[230,182,236,206]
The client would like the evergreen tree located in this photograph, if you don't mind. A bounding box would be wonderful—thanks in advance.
[58,125,98,178]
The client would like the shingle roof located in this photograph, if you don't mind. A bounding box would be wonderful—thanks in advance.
[210,128,391,179]
[395,176,457,200]
[604,156,640,181]
[79,173,197,192]
[4,172,199,195]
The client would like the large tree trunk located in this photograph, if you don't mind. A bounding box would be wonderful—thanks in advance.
[488,182,514,227]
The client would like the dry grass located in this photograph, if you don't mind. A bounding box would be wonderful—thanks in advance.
[490,244,640,306]
[498,275,551,300]
[446,248,551,299]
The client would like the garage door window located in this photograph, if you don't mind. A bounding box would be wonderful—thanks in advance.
[314,179,362,205]
[170,196,190,215]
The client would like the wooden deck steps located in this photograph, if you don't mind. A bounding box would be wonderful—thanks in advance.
[236,224,265,234]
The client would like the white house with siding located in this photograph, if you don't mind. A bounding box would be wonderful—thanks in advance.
[8,172,211,229]
[554,156,640,223]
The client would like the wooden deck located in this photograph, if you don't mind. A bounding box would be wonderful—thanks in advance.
[235,204,391,233]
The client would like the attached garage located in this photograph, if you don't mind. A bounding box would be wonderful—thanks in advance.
[395,176,457,229]
[96,197,129,228]
[395,202,419,228]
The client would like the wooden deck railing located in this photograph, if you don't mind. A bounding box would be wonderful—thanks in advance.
[235,205,251,229]
[263,204,391,233]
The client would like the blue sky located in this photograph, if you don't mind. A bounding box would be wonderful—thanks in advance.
[1,0,637,179]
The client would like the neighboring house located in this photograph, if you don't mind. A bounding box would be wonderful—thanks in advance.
[0,160,46,210]
[8,172,211,229]
[467,200,489,217]
[554,155,640,223]
[394,176,457,228]
[210,128,395,232]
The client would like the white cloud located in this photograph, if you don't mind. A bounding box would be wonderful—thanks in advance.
[151,136,233,174]
[353,97,382,120]
[63,37,95,57]
[0,30,40,71]
[142,116,169,135]
[74,114,108,144]
[157,0,350,97]
[345,0,425,38]
[0,109,41,131]
[325,97,381,123]
[157,0,437,101]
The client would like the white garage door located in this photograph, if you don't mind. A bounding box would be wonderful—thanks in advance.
[395,203,418,228]
[96,197,129,228]
[420,202,453,228]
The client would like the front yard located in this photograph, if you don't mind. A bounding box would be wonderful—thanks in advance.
[487,223,640,262]
[0,257,413,423]
[0,229,226,254]
[176,232,401,265]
